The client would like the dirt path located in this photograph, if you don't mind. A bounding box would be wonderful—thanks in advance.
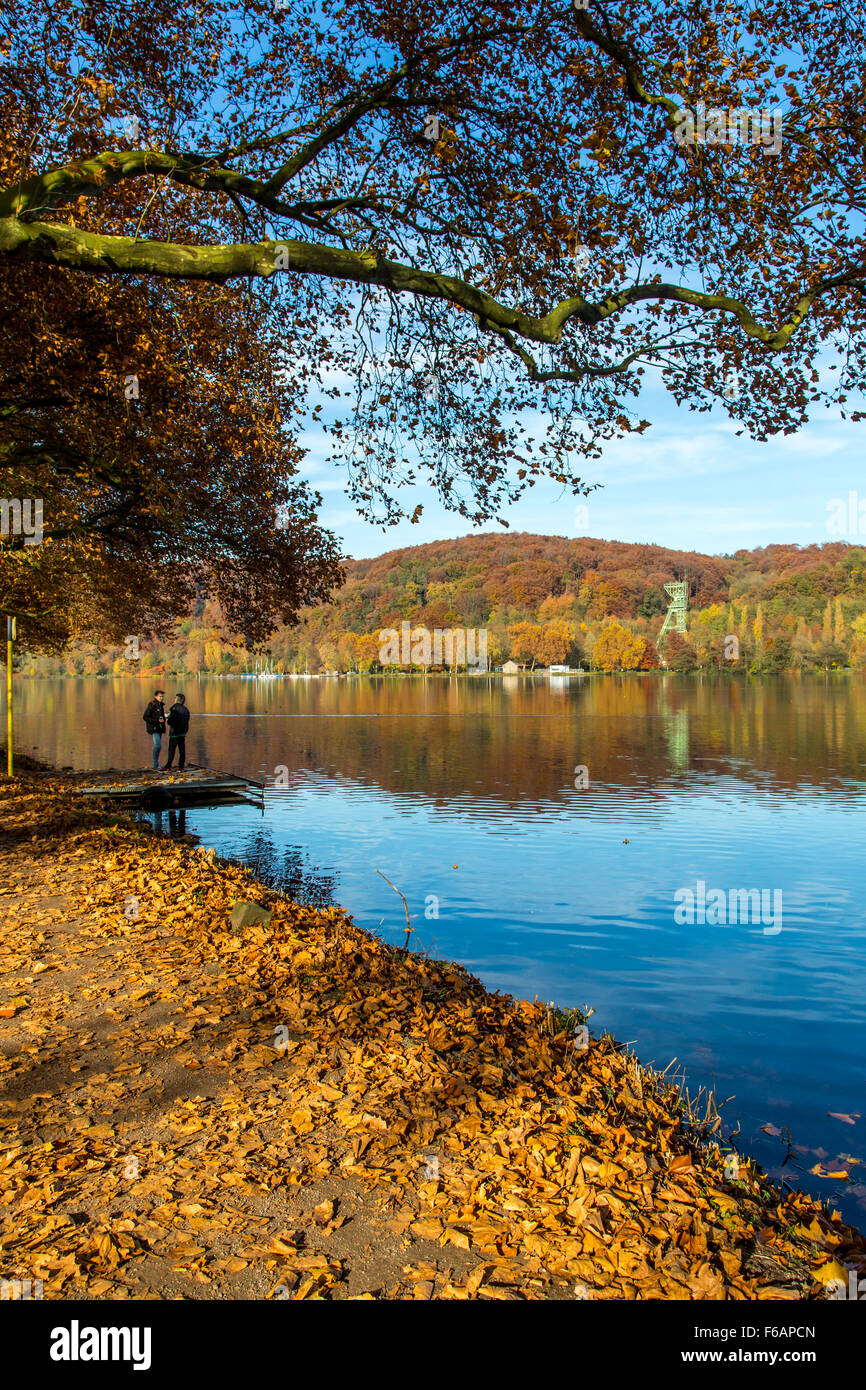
[1,772,863,1301]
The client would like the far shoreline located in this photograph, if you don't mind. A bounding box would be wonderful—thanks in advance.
[10,668,858,681]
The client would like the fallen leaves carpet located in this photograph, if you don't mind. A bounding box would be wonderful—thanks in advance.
[1,773,864,1300]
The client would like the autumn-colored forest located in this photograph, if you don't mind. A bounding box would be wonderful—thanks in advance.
[22,533,866,678]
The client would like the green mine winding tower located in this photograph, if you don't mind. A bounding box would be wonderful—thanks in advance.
[658,580,689,646]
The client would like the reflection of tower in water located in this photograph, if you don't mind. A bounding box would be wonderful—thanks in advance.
[664,706,689,772]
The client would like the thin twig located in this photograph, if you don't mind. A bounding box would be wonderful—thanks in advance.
[376,868,413,951]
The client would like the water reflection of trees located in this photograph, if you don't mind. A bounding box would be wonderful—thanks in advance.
[235,830,338,907]
[17,674,866,807]
[250,676,866,806]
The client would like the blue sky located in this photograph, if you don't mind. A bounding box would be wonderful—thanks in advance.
[297,373,866,561]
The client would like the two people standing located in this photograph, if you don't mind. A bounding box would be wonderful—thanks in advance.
[142,690,190,771]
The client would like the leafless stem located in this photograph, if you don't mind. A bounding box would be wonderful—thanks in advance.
[376,868,413,951]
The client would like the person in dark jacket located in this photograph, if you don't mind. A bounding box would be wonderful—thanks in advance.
[163,694,190,770]
[143,690,166,770]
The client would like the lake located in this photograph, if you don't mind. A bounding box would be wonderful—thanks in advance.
[16,673,866,1226]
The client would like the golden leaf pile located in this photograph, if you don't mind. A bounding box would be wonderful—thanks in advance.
[1,772,864,1300]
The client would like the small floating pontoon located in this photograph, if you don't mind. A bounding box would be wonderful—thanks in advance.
[74,765,265,807]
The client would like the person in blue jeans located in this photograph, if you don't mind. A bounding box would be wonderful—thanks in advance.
[142,690,166,770]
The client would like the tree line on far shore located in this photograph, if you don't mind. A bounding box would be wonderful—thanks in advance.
[20,533,866,677]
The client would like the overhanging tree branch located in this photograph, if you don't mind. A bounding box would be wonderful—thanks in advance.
[1,214,858,354]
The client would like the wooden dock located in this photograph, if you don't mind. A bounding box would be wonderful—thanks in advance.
[74,765,264,807]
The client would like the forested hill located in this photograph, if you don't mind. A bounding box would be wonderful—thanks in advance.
[24,533,866,676]
[337,533,736,619]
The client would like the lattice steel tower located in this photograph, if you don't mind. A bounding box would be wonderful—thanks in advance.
[658,581,689,644]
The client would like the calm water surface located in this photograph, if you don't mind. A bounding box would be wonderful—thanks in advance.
[17,674,866,1224]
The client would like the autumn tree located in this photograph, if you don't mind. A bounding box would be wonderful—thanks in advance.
[355,633,382,672]
[850,615,866,668]
[822,600,833,644]
[336,632,360,672]
[506,621,543,668]
[761,635,793,672]
[637,638,661,670]
[536,619,577,667]
[585,579,632,621]
[3,0,866,545]
[665,630,698,672]
[0,261,343,649]
[814,640,848,670]
[591,621,650,672]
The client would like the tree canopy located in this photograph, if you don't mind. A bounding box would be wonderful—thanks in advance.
[3,0,864,535]
[0,253,344,649]
[2,1,866,651]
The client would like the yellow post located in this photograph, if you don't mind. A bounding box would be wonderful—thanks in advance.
[6,615,15,777]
